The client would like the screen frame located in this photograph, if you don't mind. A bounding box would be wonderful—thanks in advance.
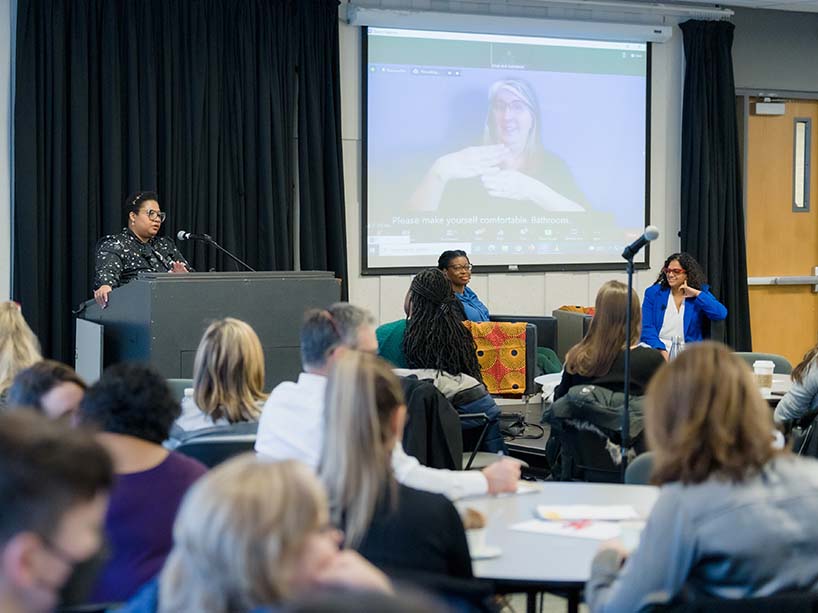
[360,25,653,276]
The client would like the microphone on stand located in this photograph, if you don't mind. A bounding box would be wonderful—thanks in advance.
[175,229,256,273]
[621,225,659,260]
[176,230,213,242]
[620,225,660,481]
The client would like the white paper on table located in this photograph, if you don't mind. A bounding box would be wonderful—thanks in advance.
[511,519,622,540]
[535,504,639,521]
[518,481,543,494]
[499,481,542,497]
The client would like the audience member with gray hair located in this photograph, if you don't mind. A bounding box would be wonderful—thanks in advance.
[255,302,519,499]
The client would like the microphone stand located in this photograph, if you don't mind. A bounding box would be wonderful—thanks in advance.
[198,235,256,273]
[621,254,634,481]
[619,229,656,481]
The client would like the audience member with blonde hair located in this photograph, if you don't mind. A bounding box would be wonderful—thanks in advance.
[320,351,472,579]
[158,456,391,613]
[0,301,42,408]
[586,342,818,611]
[554,280,664,400]
[173,318,267,436]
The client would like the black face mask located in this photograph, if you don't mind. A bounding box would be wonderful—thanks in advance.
[56,544,109,608]
[35,535,108,609]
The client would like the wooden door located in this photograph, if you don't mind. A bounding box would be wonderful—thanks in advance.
[746,98,818,366]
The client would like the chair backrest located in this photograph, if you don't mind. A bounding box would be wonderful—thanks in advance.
[554,425,624,483]
[625,450,655,485]
[175,424,258,467]
[166,377,194,402]
[645,591,818,612]
[551,308,594,361]
[464,321,537,396]
[734,352,793,375]
[399,376,462,470]
[490,314,558,351]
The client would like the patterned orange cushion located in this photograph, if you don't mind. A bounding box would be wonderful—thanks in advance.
[464,321,527,395]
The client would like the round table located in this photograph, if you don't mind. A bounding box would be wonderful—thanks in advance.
[457,481,659,612]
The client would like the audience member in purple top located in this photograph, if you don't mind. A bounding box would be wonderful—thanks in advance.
[79,363,207,604]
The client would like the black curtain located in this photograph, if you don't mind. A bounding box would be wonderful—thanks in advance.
[295,0,348,298]
[679,20,751,351]
[14,0,345,361]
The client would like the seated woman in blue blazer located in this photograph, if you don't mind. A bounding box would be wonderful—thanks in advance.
[641,252,727,356]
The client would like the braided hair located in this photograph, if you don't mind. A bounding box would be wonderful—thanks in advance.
[403,268,483,383]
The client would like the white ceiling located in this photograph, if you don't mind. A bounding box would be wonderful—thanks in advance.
[664,0,818,12]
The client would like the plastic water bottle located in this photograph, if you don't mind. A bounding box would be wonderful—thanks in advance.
[668,336,684,361]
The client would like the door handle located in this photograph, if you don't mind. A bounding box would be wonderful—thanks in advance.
[748,267,818,292]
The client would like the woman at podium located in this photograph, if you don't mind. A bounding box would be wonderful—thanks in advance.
[93,191,191,307]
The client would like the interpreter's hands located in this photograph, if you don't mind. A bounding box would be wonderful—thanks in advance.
[481,171,586,212]
[433,145,509,182]
[680,281,700,299]
[481,169,539,201]
[315,550,393,594]
[483,457,521,495]
[660,349,669,361]
[170,261,188,274]
[94,284,112,309]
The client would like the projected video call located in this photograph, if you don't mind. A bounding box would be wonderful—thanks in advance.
[364,27,649,270]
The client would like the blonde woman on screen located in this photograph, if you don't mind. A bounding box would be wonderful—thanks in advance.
[408,79,586,215]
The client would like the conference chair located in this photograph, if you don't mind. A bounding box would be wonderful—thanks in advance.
[460,413,531,471]
[624,450,655,485]
[794,412,818,458]
[645,591,818,612]
[465,320,538,401]
[461,412,491,470]
[166,377,193,402]
[734,352,793,375]
[489,314,558,356]
[551,425,625,483]
[551,308,593,361]
[544,385,647,483]
[175,422,258,468]
[400,375,463,471]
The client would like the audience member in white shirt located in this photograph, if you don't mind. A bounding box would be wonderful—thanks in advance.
[255,302,520,499]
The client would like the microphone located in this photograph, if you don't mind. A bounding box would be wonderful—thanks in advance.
[176,229,257,272]
[622,225,659,260]
[177,230,212,242]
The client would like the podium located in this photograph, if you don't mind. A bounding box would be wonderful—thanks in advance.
[77,271,341,388]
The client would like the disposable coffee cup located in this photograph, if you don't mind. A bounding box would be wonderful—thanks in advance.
[466,528,486,555]
[753,360,775,395]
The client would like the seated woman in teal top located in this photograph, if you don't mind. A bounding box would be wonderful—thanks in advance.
[437,250,489,322]
[435,249,560,375]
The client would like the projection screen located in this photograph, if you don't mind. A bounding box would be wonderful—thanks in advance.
[362,26,651,273]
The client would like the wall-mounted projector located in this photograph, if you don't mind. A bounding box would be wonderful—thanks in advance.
[346,7,673,44]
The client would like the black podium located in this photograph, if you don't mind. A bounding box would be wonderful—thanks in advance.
[78,271,341,388]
